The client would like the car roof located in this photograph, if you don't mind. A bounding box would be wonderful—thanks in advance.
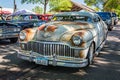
[54,11,96,18]
[19,14,37,16]
[96,12,112,15]
[96,12,111,13]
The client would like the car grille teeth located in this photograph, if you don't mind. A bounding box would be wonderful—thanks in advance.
[0,26,15,33]
[20,41,76,58]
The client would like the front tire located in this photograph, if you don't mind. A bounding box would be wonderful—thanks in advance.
[86,43,95,67]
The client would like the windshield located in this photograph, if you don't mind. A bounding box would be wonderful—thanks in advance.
[97,13,111,20]
[52,15,92,23]
[8,15,39,21]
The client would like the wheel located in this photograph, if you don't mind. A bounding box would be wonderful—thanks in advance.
[108,28,112,31]
[10,38,18,43]
[86,43,95,67]
[108,26,113,31]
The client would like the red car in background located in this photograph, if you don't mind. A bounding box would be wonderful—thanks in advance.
[0,10,11,20]
[37,14,53,22]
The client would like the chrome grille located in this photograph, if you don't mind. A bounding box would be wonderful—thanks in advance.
[0,26,15,33]
[20,41,76,57]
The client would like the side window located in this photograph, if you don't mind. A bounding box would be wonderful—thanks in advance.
[6,16,12,20]
[93,15,100,22]
[24,16,30,20]
[97,16,101,21]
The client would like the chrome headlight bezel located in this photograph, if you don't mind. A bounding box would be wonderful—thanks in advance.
[19,31,26,40]
[72,35,82,46]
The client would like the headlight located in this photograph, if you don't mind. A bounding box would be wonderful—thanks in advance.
[72,35,82,46]
[19,31,26,40]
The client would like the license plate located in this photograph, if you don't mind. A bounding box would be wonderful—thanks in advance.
[34,57,48,66]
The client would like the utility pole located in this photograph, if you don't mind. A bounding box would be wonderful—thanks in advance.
[13,0,17,12]
[0,6,2,17]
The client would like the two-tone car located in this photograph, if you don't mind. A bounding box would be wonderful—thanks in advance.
[17,11,108,68]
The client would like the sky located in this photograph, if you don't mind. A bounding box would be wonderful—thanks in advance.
[0,0,85,11]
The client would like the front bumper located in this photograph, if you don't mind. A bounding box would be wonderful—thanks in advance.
[0,32,19,39]
[17,51,88,68]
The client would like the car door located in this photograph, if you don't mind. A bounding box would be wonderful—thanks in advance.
[99,17,108,40]
[93,15,105,47]
[99,15,108,40]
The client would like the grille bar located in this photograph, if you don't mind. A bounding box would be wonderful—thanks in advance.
[0,26,15,33]
[21,41,76,58]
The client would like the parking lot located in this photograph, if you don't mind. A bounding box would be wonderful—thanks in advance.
[0,22,120,80]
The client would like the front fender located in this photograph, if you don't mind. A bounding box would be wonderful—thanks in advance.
[19,28,37,42]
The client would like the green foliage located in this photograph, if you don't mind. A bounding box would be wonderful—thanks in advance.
[49,0,72,12]
[21,0,49,14]
[84,0,105,9]
[21,0,48,4]
[32,6,43,14]
[21,0,72,14]
[84,0,120,16]
[103,0,120,11]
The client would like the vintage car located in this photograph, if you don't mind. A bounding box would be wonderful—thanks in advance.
[0,17,20,43]
[96,12,114,31]
[112,12,119,25]
[37,14,53,22]
[6,13,46,30]
[17,11,108,68]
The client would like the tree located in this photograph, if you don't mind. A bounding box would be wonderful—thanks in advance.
[49,0,72,12]
[21,0,72,14]
[84,0,120,16]
[84,0,106,11]
[13,0,17,12]
[21,0,49,14]
[32,6,43,14]
[103,0,120,12]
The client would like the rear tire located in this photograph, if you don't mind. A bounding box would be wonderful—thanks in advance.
[10,38,18,43]
[86,43,95,67]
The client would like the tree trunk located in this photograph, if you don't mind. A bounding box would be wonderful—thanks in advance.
[13,0,17,12]
[44,0,47,14]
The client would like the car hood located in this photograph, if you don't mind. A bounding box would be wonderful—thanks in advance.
[35,21,94,41]
[0,21,18,27]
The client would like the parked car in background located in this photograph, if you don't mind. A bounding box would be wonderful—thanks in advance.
[112,12,118,25]
[6,13,46,30]
[0,16,20,43]
[96,12,114,31]
[17,11,108,68]
[37,14,53,22]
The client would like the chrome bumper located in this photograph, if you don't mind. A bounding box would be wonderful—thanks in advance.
[0,32,19,39]
[17,51,88,68]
